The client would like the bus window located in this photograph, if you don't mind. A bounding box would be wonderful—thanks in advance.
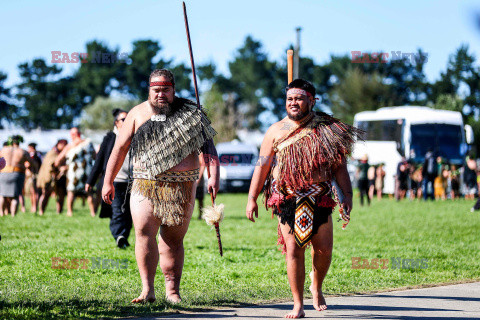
[357,120,403,142]
[410,124,462,163]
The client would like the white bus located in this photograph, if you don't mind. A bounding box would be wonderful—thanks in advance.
[352,106,473,194]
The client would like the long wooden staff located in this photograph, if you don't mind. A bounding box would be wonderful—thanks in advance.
[183,2,223,256]
[287,49,294,84]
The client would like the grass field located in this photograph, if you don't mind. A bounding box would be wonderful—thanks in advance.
[1,193,479,319]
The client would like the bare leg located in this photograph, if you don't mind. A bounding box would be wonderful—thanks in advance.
[94,187,102,212]
[310,215,333,311]
[0,196,4,217]
[66,191,74,216]
[130,192,160,303]
[19,193,25,213]
[197,198,203,220]
[368,185,374,200]
[30,186,38,213]
[2,197,10,216]
[87,195,96,217]
[158,186,195,303]
[56,191,65,214]
[278,220,306,319]
[10,198,19,217]
[39,188,51,216]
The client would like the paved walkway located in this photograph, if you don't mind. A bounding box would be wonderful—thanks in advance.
[128,282,480,319]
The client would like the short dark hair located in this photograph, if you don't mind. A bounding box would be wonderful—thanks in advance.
[286,79,316,97]
[56,139,68,147]
[149,69,175,88]
[112,108,127,120]
[28,143,37,149]
[8,135,23,146]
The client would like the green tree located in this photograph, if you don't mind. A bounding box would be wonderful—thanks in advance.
[80,97,138,130]
[74,40,121,104]
[122,40,172,100]
[432,44,479,116]
[226,36,273,129]
[433,94,464,113]
[0,71,15,128]
[330,68,391,124]
[15,58,75,129]
[203,87,237,143]
[431,45,480,151]
[170,63,193,98]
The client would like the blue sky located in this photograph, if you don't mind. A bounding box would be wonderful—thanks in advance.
[1,0,480,88]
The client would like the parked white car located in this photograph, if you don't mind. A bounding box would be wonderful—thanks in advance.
[213,140,259,192]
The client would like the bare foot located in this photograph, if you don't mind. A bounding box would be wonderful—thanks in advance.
[90,212,96,217]
[166,293,182,304]
[309,271,327,311]
[285,304,305,318]
[131,292,156,304]
[66,211,73,217]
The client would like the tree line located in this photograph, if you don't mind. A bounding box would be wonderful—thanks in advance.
[0,36,479,149]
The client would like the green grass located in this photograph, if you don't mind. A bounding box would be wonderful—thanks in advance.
[1,193,479,319]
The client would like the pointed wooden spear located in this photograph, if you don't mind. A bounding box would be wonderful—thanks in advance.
[183,2,224,256]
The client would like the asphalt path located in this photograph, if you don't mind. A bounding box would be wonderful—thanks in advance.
[125,282,480,320]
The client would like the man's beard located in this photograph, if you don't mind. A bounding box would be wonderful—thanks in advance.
[287,108,310,121]
[149,97,172,115]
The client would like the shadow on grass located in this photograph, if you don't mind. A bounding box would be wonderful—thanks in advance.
[0,298,255,320]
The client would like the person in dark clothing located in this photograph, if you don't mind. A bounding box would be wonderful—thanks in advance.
[396,157,409,201]
[86,109,132,248]
[86,134,115,218]
[407,153,417,200]
[422,151,436,200]
[196,154,206,220]
[26,142,43,213]
[463,155,478,201]
[356,154,370,206]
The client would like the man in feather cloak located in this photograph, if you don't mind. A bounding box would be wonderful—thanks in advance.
[103,69,219,304]
[246,79,361,318]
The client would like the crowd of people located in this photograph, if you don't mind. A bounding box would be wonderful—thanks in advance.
[356,151,473,205]
[355,155,385,205]
[0,106,208,251]
[0,129,96,218]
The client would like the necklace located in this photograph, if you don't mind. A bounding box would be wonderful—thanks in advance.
[151,114,166,122]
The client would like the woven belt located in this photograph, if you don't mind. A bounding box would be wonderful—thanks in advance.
[2,166,24,173]
[133,168,199,182]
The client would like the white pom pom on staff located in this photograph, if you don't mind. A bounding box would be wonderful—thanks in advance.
[202,203,225,256]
